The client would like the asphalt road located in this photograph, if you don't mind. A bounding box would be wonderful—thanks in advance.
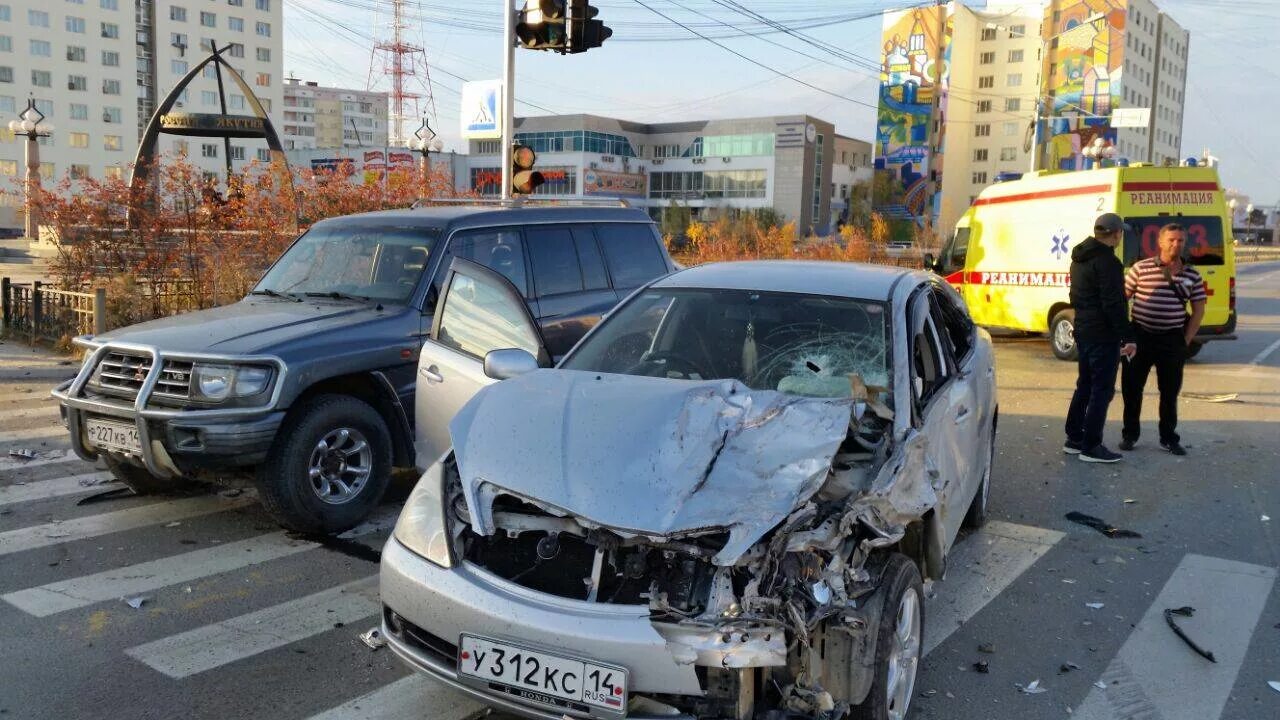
[0,261,1277,720]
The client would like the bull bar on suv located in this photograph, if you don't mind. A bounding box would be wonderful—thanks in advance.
[52,337,288,479]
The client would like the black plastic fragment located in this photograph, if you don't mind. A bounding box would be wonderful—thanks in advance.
[1064,511,1142,538]
[1163,606,1216,663]
[75,487,137,506]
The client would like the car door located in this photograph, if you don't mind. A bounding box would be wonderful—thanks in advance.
[525,224,619,361]
[413,258,550,466]
[907,290,967,555]
[928,285,983,546]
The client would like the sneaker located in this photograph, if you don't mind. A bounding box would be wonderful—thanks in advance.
[1160,440,1187,456]
[1063,440,1084,455]
[1080,446,1123,463]
[1118,438,1136,451]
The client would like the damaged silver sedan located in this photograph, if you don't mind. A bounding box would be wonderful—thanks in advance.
[381,259,997,720]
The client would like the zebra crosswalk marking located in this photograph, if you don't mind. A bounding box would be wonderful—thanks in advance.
[0,494,255,556]
[0,472,113,507]
[125,576,381,678]
[304,675,483,720]
[923,520,1066,655]
[1072,553,1277,720]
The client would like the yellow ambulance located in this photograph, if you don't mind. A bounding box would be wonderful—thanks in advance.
[928,164,1237,360]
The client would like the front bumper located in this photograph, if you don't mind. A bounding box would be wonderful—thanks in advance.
[380,537,786,719]
[52,340,287,478]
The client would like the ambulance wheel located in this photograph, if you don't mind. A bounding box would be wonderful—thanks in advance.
[1050,309,1077,361]
[1186,340,1203,360]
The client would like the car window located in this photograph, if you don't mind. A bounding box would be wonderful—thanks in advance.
[572,225,609,291]
[562,287,890,397]
[939,226,970,274]
[595,223,668,289]
[912,316,948,406]
[527,226,584,297]
[932,283,974,361]
[256,225,437,304]
[434,270,540,360]
[447,227,528,297]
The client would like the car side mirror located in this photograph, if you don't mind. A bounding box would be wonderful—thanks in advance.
[484,348,540,380]
[922,252,937,271]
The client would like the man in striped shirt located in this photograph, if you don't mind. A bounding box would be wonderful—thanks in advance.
[1120,223,1207,456]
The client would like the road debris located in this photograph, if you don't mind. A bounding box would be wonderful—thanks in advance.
[1123,498,1137,504]
[1059,662,1080,674]
[1017,679,1048,695]
[77,476,116,487]
[1268,681,1280,694]
[974,661,990,674]
[1065,511,1142,539]
[978,643,996,654]
[76,487,136,506]
[124,596,149,609]
[164,521,182,528]
[1182,392,1239,403]
[1263,515,1271,522]
[359,627,386,650]
[1094,681,1107,690]
[1163,607,1216,663]
[1085,603,1105,609]
[919,689,937,698]
[219,488,244,498]
[7,449,36,460]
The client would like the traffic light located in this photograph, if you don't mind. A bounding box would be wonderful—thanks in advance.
[567,0,611,54]
[515,0,567,51]
[512,144,544,195]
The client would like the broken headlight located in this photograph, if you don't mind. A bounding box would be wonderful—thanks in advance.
[393,460,454,568]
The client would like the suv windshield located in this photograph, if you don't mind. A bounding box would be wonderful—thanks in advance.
[256,225,440,303]
[562,288,890,397]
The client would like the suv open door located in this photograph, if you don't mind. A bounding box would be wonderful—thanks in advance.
[414,258,551,464]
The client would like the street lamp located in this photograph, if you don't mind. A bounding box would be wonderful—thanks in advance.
[8,99,54,240]
[1081,137,1116,169]
[407,118,444,200]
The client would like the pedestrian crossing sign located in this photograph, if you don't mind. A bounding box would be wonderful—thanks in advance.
[461,80,502,140]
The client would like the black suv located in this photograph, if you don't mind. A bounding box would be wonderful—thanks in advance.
[54,204,676,533]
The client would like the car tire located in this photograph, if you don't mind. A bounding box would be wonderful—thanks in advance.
[963,423,996,530]
[103,456,196,495]
[255,394,393,535]
[1050,309,1077,361]
[850,553,924,720]
[1186,340,1203,360]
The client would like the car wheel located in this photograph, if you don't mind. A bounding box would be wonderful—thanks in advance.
[256,394,393,535]
[103,456,196,495]
[963,424,995,529]
[1050,309,1077,361]
[1186,340,1203,360]
[850,553,924,720]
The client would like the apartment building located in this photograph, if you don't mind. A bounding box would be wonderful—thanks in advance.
[467,113,845,235]
[831,134,874,227]
[0,0,284,228]
[876,0,1190,236]
[282,78,388,150]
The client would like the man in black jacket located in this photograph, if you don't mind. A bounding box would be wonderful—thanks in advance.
[1064,213,1137,463]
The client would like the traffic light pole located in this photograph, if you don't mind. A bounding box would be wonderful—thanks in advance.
[501,0,516,201]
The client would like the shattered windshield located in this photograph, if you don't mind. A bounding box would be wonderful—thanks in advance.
[562,288,890,397]
[255,225,439,304]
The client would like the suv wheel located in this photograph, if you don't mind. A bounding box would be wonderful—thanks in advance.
[104,456,196,495]
[851,554,924,720]
[256,394,393,535]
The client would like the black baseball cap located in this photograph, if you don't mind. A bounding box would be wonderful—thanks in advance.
[1094,213,1130,234]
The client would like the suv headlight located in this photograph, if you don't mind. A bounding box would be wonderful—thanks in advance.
[191,363,274,402]
[394,460,454,568]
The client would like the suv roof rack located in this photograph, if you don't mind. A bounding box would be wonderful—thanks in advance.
[410,197,632,210]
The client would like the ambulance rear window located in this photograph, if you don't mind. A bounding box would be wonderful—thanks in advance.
[1123,216,1224,267]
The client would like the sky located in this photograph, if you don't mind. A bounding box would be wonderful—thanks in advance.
[282,0,1280,205]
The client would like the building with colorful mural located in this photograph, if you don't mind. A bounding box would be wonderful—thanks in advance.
[875,0,1190,238]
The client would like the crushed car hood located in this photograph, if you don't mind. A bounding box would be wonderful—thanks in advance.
[449,370,853,565]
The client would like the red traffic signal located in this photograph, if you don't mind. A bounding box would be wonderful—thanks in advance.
[512,144,544,195]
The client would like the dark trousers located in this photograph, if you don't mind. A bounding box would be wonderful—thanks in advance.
[1065,339,1121,451]
[1122,327,1186,445]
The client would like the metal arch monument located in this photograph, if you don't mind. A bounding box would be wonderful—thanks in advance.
[130,42,292,194]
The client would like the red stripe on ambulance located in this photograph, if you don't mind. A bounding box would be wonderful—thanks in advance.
[972,184,1112,207]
